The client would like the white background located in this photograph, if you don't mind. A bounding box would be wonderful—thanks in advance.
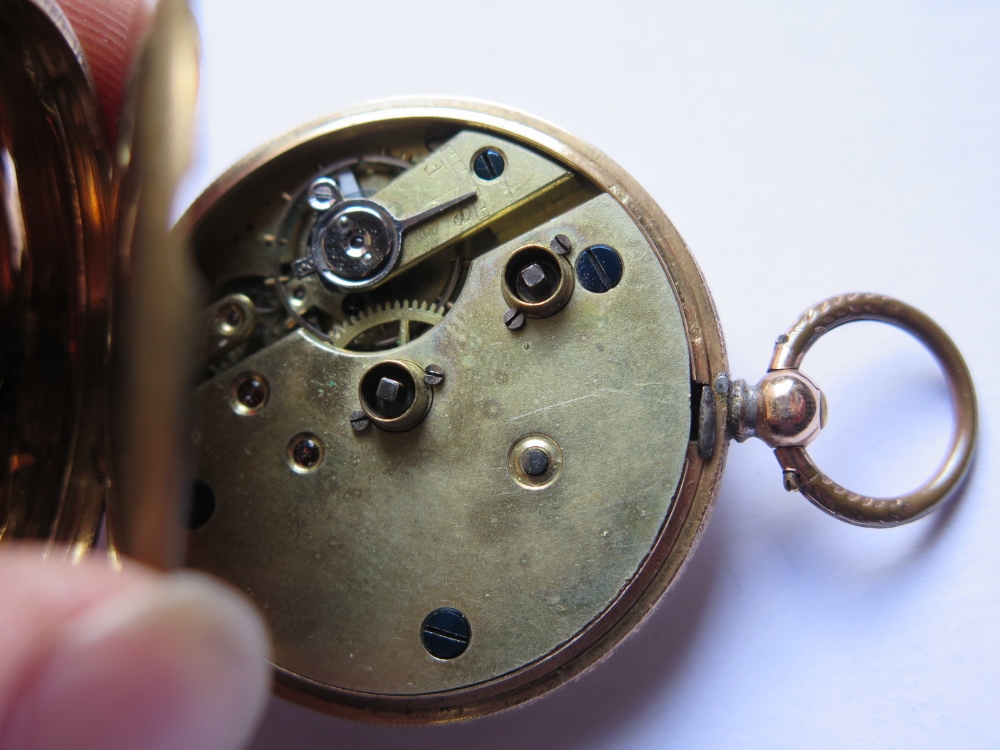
[181,1,999,747]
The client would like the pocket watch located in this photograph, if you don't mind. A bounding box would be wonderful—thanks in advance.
[0,0,978,726]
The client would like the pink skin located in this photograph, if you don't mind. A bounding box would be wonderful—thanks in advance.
[0,4,273,748]
[0,548,271,750]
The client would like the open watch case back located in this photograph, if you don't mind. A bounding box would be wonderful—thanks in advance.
[0,0,979,728]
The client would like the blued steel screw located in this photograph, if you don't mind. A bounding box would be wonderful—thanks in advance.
[423,364,445,386]
[575,245,624,293]
[473,149,505,181]
[349,409,370,432]
[503,307,525,331]
[421,608,471,659]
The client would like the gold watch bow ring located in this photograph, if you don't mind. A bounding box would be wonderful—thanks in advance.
[0,0,978,724]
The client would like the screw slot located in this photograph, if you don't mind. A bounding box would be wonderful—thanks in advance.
[503,307,526,331]
[551,234,572,256]
[472,148,505,181]
[423,364,445,386]
[307,176,340,212]
[575,245,624,293]
[349,409,371,432]
[421,608,471,659]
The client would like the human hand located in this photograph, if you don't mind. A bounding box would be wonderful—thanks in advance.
[0,3,272,749]
[0,548,270,749]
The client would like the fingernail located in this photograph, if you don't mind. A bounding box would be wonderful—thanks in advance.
[7,572,271,750]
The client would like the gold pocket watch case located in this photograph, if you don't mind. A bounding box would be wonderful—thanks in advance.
[179,100,977,724]
[0,0,980,729]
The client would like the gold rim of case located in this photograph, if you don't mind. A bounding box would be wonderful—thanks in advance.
[0,0,199,570]
[0,0,113,560]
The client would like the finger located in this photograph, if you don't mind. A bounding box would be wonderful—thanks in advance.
[59,0,150,142]
[0,547,271,750]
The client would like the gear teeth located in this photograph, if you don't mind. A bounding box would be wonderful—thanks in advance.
[332,299,446,350]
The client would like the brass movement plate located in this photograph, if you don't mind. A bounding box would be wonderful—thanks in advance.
[180,100,729,722]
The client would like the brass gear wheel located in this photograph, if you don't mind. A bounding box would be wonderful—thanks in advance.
[330,300,445,350]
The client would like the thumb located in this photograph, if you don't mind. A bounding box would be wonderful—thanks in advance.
[0,547,270,750]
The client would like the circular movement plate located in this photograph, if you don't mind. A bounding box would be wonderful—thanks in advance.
[180,100,729,722]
